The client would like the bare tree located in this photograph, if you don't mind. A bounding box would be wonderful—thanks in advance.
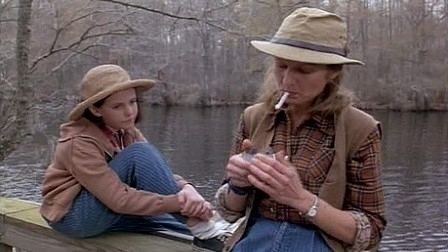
[0,0,140,162]
[0,0,33,161]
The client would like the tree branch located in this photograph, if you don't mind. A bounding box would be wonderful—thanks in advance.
[97,0,201,21]
[97,0,244,35]
[50,43,106,73]
[30,17,134,72]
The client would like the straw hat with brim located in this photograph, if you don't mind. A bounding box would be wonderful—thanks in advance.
[68,64,156,121]
[251,7,364,65]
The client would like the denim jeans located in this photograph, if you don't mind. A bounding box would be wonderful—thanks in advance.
[232,217,331,252]
[50,142,190,238]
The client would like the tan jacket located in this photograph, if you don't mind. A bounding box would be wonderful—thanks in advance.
[40,118,186,223]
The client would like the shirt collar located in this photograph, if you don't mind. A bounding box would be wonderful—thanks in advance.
[269,109,334,136]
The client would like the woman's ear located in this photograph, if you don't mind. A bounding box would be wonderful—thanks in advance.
[88,106,102,117]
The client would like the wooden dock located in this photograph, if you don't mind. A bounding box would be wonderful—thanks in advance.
[0,197,193,252]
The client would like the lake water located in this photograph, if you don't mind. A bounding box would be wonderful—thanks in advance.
[1,105,447,251]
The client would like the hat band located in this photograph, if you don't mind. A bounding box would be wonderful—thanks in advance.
[270,37,347,56]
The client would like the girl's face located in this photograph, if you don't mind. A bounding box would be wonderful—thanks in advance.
[90,88,138,130]
[273,57,336,109]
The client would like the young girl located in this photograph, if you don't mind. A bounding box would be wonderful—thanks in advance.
[40,64,229,242]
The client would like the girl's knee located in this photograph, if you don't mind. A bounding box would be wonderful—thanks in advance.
[122,142,160,157]
[124,142,166,166]
[126,142,151,151]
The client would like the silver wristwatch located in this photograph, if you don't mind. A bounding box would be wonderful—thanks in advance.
[304,195,319,219]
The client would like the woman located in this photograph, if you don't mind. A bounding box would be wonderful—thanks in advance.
[40,64,228,240]
[214,7,386,252]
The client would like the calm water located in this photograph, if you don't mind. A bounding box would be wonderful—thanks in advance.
[1,105,447,251]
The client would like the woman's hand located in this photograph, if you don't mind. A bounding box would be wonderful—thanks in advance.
[226,154,253,187]
[177,184,213,221]
[246,151,309,210]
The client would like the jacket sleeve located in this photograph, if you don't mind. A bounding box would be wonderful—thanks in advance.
[215,114,248,221]
[344,128,387,251]
[215,183,246,222]
[66,137,181,216]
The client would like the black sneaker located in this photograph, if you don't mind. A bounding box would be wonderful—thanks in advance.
[192,233,231,252]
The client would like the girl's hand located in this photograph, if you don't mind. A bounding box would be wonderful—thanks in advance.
[177,184,213,220]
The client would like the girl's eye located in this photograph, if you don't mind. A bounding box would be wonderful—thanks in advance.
[112,104,121,109]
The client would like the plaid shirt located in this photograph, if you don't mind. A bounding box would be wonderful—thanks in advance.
[219,109,386,251]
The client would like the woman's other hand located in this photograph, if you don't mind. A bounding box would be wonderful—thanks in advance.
[226,154,253,187]
[225,139,254,187]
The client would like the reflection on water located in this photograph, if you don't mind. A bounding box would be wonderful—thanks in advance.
[138,106,243,198]
[1,106,447,251]
[375,111,448,251]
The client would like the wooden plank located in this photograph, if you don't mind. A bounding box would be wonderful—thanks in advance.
[0,198,192,252]
[6,204,48,228]
[1,220,190,252]
[0,198,39,215]
[6,208,192,244]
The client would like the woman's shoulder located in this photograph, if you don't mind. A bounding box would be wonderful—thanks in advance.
[340,105,379,127]
[244,102,270,113]
[338,106,381,157]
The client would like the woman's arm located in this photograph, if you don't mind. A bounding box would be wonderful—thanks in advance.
[215,115,252,221]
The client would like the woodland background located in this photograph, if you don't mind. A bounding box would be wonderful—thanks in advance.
[0,0,447,161]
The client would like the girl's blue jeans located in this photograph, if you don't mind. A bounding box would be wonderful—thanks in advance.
[50,142,190,238]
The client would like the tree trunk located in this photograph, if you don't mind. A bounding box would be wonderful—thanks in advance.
[0,0,33,161]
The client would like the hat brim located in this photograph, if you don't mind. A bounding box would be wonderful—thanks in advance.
[68,79,155,121]
[251,41,364,65]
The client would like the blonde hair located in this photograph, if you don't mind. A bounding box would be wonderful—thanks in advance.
[256,62,354,115]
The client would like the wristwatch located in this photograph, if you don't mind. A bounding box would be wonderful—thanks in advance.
[303,195,319,219]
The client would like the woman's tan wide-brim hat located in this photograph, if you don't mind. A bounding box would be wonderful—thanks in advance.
[251,7,364,65]
[68,64,156,121]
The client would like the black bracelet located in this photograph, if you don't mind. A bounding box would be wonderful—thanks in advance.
[183,182,195,188]
[228,182,252,196]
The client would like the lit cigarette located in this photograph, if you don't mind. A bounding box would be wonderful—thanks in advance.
[274,92,289,110]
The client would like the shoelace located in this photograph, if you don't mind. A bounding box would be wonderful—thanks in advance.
[215,232,232,242]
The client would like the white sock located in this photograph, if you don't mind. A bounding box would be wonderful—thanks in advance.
[189,215,244,240]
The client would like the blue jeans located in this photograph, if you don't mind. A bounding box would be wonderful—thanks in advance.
[50,142,190,238]
[232,217,331,252]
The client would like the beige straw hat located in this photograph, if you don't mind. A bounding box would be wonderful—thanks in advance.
[251,7,363,65]
[68,64,156,121]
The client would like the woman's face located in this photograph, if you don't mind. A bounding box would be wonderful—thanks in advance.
[90,88,138,130]
[273,57,336,109]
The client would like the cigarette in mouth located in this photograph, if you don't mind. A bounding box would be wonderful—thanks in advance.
[274,92,289,110]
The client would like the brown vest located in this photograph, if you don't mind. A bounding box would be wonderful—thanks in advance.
[223,103,380,252]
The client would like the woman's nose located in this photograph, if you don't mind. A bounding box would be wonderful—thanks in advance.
[282,69,297,88]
